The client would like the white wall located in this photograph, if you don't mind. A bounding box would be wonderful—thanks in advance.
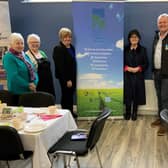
[139,80,158,115]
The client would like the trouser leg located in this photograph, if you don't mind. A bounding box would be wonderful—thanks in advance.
[154,71,162,118]
[132,102,138,121]
[59,80,74,113]
[161,78,168,116]
[124,104,131,120]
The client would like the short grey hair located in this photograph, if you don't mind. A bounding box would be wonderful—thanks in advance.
[58,27,72,41]
[9,33,24,45]
[157,13,168,23]
[27,33,40,44]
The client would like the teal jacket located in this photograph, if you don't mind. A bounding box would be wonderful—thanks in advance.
[2,51,38,95]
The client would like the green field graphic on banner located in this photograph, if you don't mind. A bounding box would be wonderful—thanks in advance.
[77,88,123,117]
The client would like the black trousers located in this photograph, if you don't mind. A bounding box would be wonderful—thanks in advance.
[126,102,138,115]
[154,70,168,118]
[59,80,74,114]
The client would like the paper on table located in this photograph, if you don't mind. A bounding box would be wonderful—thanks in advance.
[39,114,62,121]
[71,133,87,140]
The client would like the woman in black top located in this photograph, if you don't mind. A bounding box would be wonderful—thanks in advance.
[52,27,77,118]
[26,34,55,98]
[124,29,148,120]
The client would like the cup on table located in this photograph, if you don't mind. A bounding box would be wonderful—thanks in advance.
[48,105,57,114]
[0,103,7,113]
[12,117,22,130]
[12,107,27,120]
[20,112,27,121]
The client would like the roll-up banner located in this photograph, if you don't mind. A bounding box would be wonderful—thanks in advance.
[0,0,11,90]
[72,1,124,117]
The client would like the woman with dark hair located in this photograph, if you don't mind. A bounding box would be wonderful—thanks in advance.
[124,29,148,120]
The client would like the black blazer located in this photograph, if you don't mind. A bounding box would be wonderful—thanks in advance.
[124,45,148,105]
[52,42,77,89]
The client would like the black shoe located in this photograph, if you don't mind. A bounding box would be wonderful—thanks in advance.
[72,112,78,119]
[131,113,137,121]
[124,112,131,120]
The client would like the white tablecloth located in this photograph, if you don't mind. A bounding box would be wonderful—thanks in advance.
[1,108,77,168]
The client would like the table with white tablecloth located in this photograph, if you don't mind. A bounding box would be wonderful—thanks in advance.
[0,108,77,168]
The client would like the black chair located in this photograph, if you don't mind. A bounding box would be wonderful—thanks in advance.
[0,90,19,106]
[0,126,33,168]
[160,109,168,130]
[48,108,111,168]
[18,91,55,107]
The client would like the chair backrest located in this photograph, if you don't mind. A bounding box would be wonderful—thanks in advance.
[0,90,19,106]
[160,109,168,122]
[18,91,55,107]
[0,126,24,160]
[160,109,168,130]
[87,108,110,150]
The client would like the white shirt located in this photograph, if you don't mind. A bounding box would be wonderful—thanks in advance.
[154,31,168,69]
[154,37,162,69]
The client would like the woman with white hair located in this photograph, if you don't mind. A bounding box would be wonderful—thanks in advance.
[26,33,55,98]
[2,32,38,95]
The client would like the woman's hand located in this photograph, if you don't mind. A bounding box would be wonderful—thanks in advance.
[127,66,133,72]
[131,67,140,73]
[29,83,36,92]
[67,80,72,88]
[127,66,140,73]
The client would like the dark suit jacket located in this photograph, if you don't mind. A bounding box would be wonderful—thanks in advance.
[52,42,77,89]
[152,31,168,76]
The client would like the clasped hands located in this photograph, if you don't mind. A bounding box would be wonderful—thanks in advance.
[127,66,140,73]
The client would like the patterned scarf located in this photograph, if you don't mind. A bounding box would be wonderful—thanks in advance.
[9,48,36,82]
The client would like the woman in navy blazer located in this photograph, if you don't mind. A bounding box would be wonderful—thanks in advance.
[52,27,77,118]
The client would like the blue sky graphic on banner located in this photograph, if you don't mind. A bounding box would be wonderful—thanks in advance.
[72,2,124,117]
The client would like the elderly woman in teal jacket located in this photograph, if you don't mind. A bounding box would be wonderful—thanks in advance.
[2,33,38,95]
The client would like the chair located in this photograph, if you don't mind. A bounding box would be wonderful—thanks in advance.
[160,109,168,130]
[18,91,55,107]
[0,90,19,106]
[0,126,33,168]
[48,108,111,168]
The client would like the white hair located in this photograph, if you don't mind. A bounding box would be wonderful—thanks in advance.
[9,33,24,45]
[157,13,168,23]
[27,33,40,44]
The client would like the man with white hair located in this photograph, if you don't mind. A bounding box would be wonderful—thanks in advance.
[151,13,168,136]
